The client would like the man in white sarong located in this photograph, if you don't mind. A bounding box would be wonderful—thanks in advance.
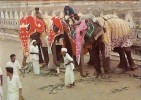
[6,54,22,77]
[30,40,40,75]
[6,67,23,100]
[61,48,75,88]
[0,67,3,100]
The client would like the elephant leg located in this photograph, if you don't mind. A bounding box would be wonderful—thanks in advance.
[38,44,44,64]
[41,47,49,67]
[114,47,128,71]
[72,55,80,71]
[22,56,27,66]
[101,54,110,74]
[52,42,60,67]
[92,43,102,75]
[100,42,111,78]
[123,47,137,71]
[87,48,94,65]
[56,45,63,62]
[79,46,89,77]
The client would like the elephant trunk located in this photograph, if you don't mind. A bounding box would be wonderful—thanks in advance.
[51,41,60,67]
[22,55,27,66]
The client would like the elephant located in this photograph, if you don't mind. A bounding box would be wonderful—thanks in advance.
[75,14,136,78]
[19,16,49,67]
[48,16,90,77]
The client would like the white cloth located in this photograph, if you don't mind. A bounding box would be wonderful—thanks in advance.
[32,11,44,19]
[63,53,75,86]
[46,36,52,54]
[32,60,40,74]
[30,45,39,61]
[7,75,22,100]
[6,60,21,77]
[61,48,67,52]
[7,92,18,100]
[30,43,40,74]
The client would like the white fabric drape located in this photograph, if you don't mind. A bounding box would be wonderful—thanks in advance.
[63,53,75,86]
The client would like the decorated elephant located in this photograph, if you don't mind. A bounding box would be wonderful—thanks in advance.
[19,16,49,67]
[48,16,90,77]
[75,14,136,78]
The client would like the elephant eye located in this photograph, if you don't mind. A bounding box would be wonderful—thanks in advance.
[80,31,83,35]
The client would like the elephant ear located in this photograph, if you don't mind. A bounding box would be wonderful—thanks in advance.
[48,17,63,47]
[19,16,36,57]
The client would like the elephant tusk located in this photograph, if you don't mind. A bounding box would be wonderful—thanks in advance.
[20,24,28,28]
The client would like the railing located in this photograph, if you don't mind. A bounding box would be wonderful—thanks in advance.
[0,19,19,30]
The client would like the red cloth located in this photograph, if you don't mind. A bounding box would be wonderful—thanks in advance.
[52,17,63,32]
[48,17,63,47]
[19,16,45,57]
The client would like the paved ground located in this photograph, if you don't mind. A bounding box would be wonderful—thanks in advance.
[0,39,141,100]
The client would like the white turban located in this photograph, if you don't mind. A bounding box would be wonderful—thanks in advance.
[61,48,67,52]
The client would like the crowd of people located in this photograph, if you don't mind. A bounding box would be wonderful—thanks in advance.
[0,6,78,100]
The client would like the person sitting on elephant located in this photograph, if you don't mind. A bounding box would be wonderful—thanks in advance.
[72,14,83,27]
[64,5,75,25]
[64,5,75,18]
[33,7,44,19]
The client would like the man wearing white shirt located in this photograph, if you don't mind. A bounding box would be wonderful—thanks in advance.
[0,67,3,100]
[30,40,40,75]
[6,67,23,100]
[6,54,22,77]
